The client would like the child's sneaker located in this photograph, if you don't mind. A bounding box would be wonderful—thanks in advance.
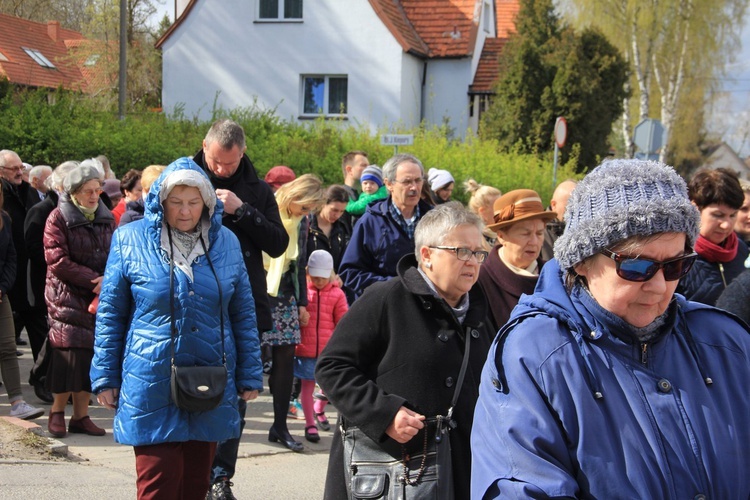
[10,400,44,420]
[287,399,304,420]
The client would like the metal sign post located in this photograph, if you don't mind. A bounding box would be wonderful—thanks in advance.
[553,117,567,188]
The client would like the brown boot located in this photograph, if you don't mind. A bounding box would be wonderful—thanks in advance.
[48,411,66,438]
[68,415,106,436]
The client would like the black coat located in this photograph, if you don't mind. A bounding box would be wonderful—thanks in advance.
[2,179,36,310]
[23,190,59,308]
[315,254,494,499]
[307,214,355,303]
[0,212,17,295]
[193,150,288,333]
[677,240,749,306]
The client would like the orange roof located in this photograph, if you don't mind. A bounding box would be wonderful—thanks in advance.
[496,0,519,38]
[469,36,508,93]
[399,0,479,58]
[368,0,429,57]
[0,13,90,91]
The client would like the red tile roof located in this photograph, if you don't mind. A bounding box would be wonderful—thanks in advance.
[496,0,519,38]
[469,36,508,93]
[368,0,429,57]
[397,0,480,58]
[0,13,91,91]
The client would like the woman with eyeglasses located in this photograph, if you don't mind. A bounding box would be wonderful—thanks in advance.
[676,168,749,306]
[316,202,494,499]
[472,160,750,499]
[43,164,114,439]
[477,189,556,331]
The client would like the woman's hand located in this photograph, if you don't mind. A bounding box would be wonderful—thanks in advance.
[240,390,259,402]
[96,388,119,410]
[386,406,425,444]
[299,306,310,327]
[91,276,104,295]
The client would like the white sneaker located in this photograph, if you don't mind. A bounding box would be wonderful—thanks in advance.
[10,400,45,420]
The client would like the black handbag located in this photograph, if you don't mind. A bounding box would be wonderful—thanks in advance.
[167,230,228,413]
[342,327,472,500]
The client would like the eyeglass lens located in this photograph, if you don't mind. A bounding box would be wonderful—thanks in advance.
[616,255,696,282]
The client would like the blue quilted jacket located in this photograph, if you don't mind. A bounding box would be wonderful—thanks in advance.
[90,158,262,447]
[472,259,750,499]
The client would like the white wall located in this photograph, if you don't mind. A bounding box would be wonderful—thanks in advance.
[423,58,473,138]
[161,0,408,131]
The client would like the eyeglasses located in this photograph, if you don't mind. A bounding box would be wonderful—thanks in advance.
[599,249,697,282]
[393,177,425,186]
[429,246,488,263]
[2,166,23,173]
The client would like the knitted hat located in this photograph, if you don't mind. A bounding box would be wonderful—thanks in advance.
[63,164,102,194]
[307,249,334,278]
[427,168,454,191]
[554,159,700,270]
[264,166,296,190]
[360,165,383,187]
[486,189,556,232]
[102,179,122,199]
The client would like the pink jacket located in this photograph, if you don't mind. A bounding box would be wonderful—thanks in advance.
[296,280,348,358]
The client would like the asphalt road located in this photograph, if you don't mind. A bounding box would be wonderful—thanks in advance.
[1,341,332,499]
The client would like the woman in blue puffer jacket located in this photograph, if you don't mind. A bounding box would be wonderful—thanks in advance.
[90,158,263,500]
[472,160,750,499]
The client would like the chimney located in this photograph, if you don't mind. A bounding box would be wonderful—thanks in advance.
[47,21,60,42]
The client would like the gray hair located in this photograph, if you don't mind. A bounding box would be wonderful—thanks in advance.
[382,153,424,183]
[0,149,20,167]
[414,202,484,265]
[204,119,246,151]
[47,161,80,191]
[79,158,105,179]
[29,165,52,181]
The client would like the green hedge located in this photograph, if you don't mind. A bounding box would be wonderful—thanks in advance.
[0,88,580,204]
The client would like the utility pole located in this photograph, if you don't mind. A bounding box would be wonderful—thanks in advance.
[118,0,127,120]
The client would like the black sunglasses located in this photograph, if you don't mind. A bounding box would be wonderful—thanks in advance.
[599,249,698,282]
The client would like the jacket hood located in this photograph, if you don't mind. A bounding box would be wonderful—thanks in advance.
[145,157,224,243]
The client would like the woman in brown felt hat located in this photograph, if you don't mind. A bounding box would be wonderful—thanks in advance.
[477,189,556,331]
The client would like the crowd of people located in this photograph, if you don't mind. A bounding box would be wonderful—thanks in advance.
[3,119,750,499]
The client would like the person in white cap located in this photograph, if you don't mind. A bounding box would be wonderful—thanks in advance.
[427,167,455,204]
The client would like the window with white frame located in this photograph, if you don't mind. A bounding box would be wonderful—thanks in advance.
[259,0,302,20]
[301,75,348,116]
[22,47,56,69]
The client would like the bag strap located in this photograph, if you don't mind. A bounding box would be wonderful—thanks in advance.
[446,326,472,421]
[168,225,225,367]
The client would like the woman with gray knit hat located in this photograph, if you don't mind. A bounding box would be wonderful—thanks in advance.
[43,163,114,438]
[472,159,750,499]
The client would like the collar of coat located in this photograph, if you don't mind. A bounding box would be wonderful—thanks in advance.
[396,253,489,330]
[59,194,115,228]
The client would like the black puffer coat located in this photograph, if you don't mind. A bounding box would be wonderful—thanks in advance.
[316,254,494,499]
[677,241,749,306]
[44,195,114,349]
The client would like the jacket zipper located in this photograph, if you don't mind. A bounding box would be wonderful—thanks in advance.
[719,263,727,287]
[315,289,321,356]
[640,342,648,366]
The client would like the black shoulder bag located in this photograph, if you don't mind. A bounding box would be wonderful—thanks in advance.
[342,326,473,500]
[168,228,228,412]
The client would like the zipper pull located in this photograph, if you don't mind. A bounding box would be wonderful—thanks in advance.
[641,343,648,365]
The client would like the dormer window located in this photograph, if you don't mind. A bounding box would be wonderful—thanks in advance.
[84,54,100,66]
[258,0,302,21]
[23,47,56,69]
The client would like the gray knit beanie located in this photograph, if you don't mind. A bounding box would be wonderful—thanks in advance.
[63,164,102,195]
[554,159,700,270]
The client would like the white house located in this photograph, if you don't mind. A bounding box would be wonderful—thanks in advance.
[157,0,519,137]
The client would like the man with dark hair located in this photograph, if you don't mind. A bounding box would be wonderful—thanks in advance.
[193,119,289,500]
[341,150,369,201]
[0,150,47,359]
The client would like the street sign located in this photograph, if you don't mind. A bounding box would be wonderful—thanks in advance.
[633,118,665,160]
[554,117,567,149]
[380,134,414,146]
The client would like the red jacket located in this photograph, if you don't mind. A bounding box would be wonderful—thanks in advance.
[296,280,348,358]
[44,197,114,349]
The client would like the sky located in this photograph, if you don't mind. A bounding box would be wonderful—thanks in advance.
[149,2,750,157]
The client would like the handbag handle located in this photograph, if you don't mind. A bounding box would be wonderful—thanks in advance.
[168,225,226,367]
[446,326,472,421]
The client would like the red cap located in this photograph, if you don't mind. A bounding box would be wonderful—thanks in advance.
[264,166,296,189]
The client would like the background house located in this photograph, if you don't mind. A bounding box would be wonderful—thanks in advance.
[0,13,107,93]
[157,0,519,137]
[700,142,750,179]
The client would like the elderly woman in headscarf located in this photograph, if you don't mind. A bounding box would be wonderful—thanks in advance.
[91,158,262,500]
[472,160,750,499]
[44,163,114,439]
[316,202,495,499]
[477,189,556,331]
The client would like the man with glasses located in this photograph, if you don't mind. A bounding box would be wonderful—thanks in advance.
[339,153,432,299]
[192,120,288,500]
[0,150,48,362]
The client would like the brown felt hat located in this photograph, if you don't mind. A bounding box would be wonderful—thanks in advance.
[486,189,556,232]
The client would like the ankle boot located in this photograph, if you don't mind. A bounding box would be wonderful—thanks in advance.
[48,411,66,438]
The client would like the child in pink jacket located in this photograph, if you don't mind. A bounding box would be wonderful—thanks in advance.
[294,250,348,442]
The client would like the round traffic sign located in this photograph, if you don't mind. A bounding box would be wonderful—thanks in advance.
[555,117,567,148]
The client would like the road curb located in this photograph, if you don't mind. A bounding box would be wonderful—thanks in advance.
[1,415,68,456]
